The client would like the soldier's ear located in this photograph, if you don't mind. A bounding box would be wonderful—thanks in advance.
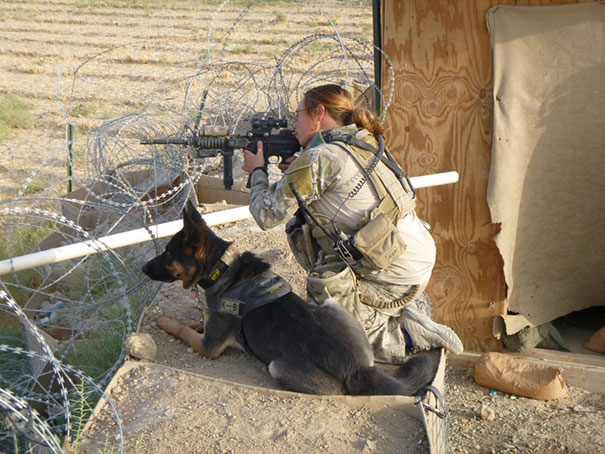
[316,104,325,122]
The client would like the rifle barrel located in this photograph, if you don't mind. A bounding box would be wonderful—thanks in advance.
[141,136,236,149]
[140,138,191,145]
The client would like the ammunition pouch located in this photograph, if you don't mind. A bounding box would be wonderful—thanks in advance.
[309,207,406,273]
[350,209,407,270]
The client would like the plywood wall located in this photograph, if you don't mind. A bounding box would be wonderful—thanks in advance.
[381,0,597,351]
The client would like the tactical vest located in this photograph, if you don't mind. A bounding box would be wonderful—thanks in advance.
[323,129,416,225]
[204,270,292,350]
[307,129,417,270]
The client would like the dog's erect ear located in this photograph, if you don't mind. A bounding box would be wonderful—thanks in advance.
[182,200,210,243]
[183,200,206,226]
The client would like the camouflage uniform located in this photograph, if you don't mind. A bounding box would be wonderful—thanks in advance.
[249,125,462,363]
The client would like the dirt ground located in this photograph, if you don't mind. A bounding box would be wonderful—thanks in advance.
[75,218,605,454]
[1,1,604,453]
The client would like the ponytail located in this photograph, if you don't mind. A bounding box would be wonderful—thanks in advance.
[350,108,384,136]
[303,84,384,136]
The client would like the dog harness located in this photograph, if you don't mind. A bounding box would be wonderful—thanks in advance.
[199,246,292,350]
[205,270,292,318]
[205,268,291,352]
[199,246,292,349]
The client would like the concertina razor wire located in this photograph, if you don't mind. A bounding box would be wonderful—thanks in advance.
[0,1,393,452]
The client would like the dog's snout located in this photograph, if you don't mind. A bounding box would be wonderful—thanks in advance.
[141,261,152,276]
[141,255,176,283]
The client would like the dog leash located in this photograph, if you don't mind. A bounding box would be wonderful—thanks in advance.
[414,384,447,419]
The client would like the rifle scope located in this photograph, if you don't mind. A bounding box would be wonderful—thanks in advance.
[250,118,287,129]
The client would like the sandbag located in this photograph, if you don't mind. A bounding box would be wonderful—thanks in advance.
[584,326,605,354]
[474,352,568,400]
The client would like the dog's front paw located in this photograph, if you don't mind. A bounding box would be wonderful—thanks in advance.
[157,316,182,335]
[182,320,205,333]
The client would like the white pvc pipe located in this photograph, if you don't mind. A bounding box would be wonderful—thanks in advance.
[411,171,459,188]
[0,206,252,276]
[0,172,458,276]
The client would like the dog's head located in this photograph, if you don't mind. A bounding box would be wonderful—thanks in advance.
[142,200,220,289]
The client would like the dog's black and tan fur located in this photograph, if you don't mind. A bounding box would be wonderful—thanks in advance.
[142,200,439,395]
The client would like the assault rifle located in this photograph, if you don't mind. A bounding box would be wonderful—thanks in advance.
[141,118,301,190]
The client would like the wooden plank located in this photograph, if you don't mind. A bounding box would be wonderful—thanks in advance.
[380,0,600,352]
[448,350,605,394]
[517,348,605,369]
[381,0,506,351]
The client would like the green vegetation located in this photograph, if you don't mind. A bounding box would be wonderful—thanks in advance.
[0,94,34,142]
[0,225,51,307]
[273,10,287,23]
[260,0,292,6]
[0,321,25,348]
[266,49,280,59]
[76,0,146,9]
[307,41,336,53]
[59,329,124,377]
[17,177,49,194]
[67,144,88,168]
[0,224,52,263]
[100,102,146,120]
[231,43,254,55]
[69,103,97,118]
[75,0,247,8]
[355,23,373,42]
[68,378,95,448]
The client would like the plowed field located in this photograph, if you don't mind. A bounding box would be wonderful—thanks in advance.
[0,0,373,195]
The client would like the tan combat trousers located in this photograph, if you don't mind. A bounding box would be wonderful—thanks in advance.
[306,259,425,365]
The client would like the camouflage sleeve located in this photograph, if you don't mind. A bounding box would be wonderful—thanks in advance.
[248,167,298,230]
[248,144,345,230]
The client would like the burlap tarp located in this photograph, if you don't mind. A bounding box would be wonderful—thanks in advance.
[486,3,605,326]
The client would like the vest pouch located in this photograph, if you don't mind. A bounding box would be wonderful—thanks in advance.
[286,214,319,271]
[351,210,406,270]
[307,263,360,314]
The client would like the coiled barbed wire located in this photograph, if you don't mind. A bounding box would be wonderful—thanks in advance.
[0,1,395,452]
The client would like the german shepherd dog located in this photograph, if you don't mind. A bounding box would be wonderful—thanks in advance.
[142,200,439,395]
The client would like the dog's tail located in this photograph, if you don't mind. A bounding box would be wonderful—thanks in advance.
[345,349,441,396]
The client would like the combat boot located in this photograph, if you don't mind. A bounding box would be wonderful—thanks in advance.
[400,293,464,354]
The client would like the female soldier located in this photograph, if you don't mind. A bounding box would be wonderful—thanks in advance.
[243,84,462,363]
